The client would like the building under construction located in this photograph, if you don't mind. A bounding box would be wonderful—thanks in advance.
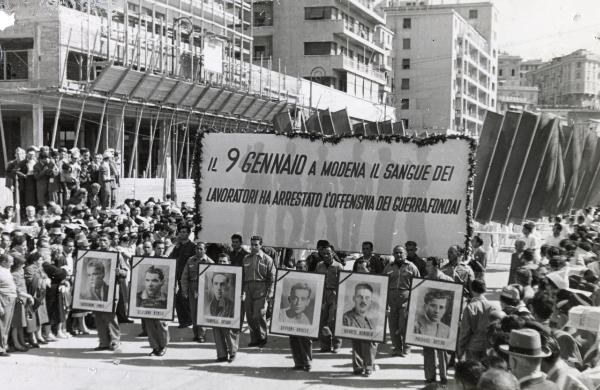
[0,0,395,189]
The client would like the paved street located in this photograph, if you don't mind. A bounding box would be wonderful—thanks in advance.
[2,260,509,390]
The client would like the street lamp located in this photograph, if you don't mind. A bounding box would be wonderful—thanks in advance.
[172,16,193,78]
[309,66,326,114]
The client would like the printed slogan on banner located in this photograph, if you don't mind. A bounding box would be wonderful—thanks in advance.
[198,134,471,255]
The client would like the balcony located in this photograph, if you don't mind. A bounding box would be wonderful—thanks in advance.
[347,0,386,25]
[339,55,387,83]
[328,20,386,54]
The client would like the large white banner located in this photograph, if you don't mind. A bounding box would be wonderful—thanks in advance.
[198,133,471,256]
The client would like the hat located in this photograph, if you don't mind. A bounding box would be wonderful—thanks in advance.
[500,286,520,301]
[499,328,551,358]
[567,306,600,332]
[49,227,63,236]
[86,220,101,229]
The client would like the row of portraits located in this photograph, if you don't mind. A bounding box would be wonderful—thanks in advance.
[71,251,464,350]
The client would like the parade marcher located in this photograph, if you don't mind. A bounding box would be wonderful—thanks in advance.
[383,245,419,357]
[500,328,559,390]
[180,240,213,342]
[212,253,239,363]
[354,241,385,275]
[421,256,454,385]
[242,235,274,348]
[509,239,526,284]
[0,254,17,356]
[405,240,427,276]
[228,234,249,267]
[172,225,195,328]
[458,279,498,361]
[91,234,125,351]
[441,245,474,300]
[523,222,542,263]
[306,240,344,272]
[287,259,312,371]
[140,266,169,357]
[314,246,343,353]
[471,236,487,280]
[348,254,378,377]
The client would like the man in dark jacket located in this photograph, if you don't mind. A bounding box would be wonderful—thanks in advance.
[171,225,196,328]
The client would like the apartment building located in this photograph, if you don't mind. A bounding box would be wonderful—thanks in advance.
[496,53,539,113]
[528,49,600,109]
[385,0,499,135]
[251,0,394,108]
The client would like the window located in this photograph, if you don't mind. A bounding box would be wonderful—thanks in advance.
[577,62,582,68]
[254,46,266,58]
[400,98,410,109]
[401,78,410,90]
[499,69,503,77]
[401,118,409,129]
[576,71,581,79]
[511,69,515,77]
[469,9,478,19]
[304,42,334,55]
[403,38,411,50]
[304,7,333,20]
[403,18,411,29]
[402,58,410,69]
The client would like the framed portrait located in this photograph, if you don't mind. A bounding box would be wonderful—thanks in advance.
[127,256,177,321]
[72,250,119,313]
[334,271,389,343]
[404,277,464,352]
[196,264,243,330]
[270,270,325,338]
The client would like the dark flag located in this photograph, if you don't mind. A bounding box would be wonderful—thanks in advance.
[365,121,379,136]
[509,114,559,223]
[303,111,323,134]
[526,117,564,220]
[353,121,366,136]
[273,109,292,133]
[319,109,336,136]
[380,120,393,135]
[474,111,505,215]
[573,126,600,209]
[558,123,584,212]
[491,111,540,224]
[392,121,406,136]
[475,111,521,223]
[331,109,353,135]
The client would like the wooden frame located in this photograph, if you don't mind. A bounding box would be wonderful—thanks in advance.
[127,256,177,321]
[72,250,119,313]
[196,264,244,330]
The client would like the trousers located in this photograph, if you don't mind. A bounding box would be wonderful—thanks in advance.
[289,336,312,367]
[423,347,447,382]
[388,290,409,351]
[94,311,120,347]
[244,295,267,343]
[0,296,15,353]
[143,319,169,350]
[213,328,239,359]
[187,293,205,339]
[352,340,377,371]
[319,289,341,350]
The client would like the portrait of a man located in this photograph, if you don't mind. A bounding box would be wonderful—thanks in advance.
[414,288,451,338]
[342,283,375,329]
[136,265,168,309]
[80,259,110,301]
[207,272,235,318]
[278,282,313,325]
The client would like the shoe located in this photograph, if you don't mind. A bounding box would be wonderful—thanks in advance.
[392,348,403,356]
[228,355,236,363]
[303,365,311,372]
[257,338,267,348]
[137,332,148,338]
[353,369,364,375]
[292,366,303,370]
[27,342,40,349]
[119,319,134,324]
[319,347,331,353]
[38,338,48,345]
[148,349,157,356]
[45,333,58,342]
[0,352,10,357]
[248,341,259,347]
[192,336,200,342]
[12,345,28,352]
[156,348,166,357]
[363,369,372,377]
[440,378,448,385]
[94,346,110,351]
[56,331,69,339]
[331,348,339,354]
[108,343,121,352]
[197,337,206,343]
[216,357,228,362]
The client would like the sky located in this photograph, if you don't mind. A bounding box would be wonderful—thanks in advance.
[453,0,600,61]
[0,1,598,61]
